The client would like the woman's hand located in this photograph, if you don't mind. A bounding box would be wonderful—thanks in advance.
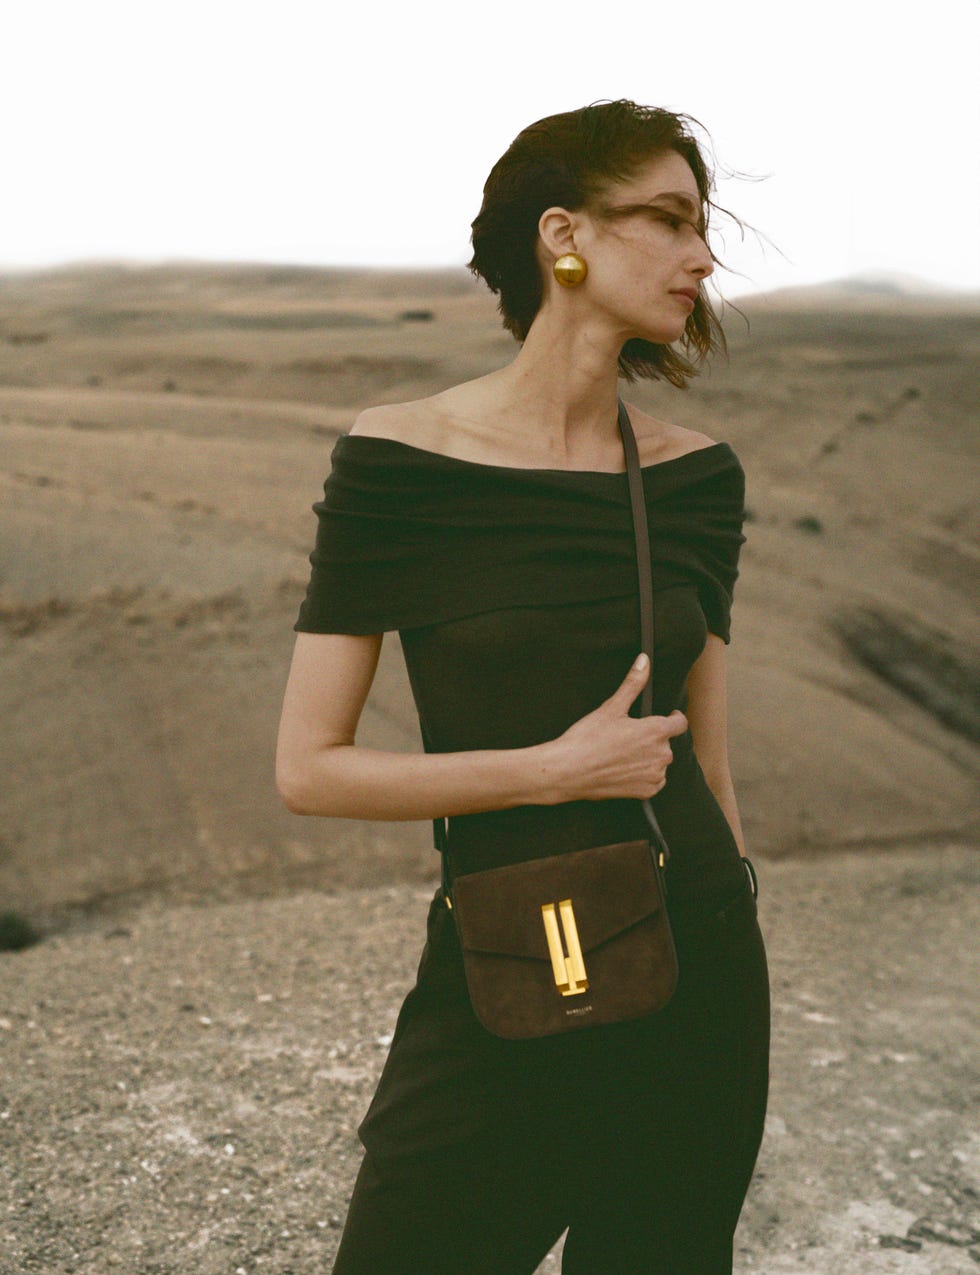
[540,654,688,804]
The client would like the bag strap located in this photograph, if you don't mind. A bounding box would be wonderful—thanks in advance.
[617,397,654,719]
[617,399,672,865]
[431,397,671,885]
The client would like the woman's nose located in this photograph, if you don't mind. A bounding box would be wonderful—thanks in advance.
[690,239,715,279]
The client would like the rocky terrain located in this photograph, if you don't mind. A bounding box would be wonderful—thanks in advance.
[0,263,977,1271]
[2,845,978,1273]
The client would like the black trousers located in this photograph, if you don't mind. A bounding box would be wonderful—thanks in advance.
[333,863,770,1274]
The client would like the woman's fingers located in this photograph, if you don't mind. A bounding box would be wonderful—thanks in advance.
[659,708,689,738]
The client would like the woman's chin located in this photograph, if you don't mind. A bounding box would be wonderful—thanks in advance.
[627,322,687,347]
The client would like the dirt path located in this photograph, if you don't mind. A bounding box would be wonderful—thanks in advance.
[2,842,977,1273]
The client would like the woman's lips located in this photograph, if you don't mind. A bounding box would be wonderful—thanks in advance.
[670,292,696,310]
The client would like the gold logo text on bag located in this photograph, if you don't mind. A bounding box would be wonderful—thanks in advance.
[541,899,589,996]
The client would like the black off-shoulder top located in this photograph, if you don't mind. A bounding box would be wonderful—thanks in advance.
[294,431,748,912]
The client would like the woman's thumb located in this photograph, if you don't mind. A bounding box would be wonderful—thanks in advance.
[607,652,649,710]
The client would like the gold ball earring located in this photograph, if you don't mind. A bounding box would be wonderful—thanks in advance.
[553,252,588,287]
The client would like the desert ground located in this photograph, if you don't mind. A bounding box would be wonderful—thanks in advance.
[0,262,978,1271]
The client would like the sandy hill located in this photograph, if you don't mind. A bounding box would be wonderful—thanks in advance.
[0,263,977,925]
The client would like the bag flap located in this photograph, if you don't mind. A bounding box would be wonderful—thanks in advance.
[451,839,663,960]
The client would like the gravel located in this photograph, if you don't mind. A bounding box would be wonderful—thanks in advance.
[2,844,978,1273]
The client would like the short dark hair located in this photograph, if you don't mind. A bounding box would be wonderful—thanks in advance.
[468,99,746,387]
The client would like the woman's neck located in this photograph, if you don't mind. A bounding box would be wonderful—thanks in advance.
[490,306,626,467]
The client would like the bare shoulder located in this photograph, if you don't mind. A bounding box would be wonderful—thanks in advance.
[348,401,420,442]
[347,392,461,448]
[623,402,719,466]
[347,385,491,455]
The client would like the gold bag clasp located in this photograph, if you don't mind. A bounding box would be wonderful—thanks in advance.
[541,899,589,996]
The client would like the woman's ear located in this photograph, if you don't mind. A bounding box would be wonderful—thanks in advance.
[537,206,580,262]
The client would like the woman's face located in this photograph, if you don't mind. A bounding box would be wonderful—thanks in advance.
[572,150,715,345]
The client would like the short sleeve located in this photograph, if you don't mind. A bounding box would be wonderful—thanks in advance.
[698,574,738,644]
[686,459,746,645]
[293,503,390,635]
[293,452,408,635]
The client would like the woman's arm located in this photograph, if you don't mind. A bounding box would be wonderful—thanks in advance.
[684,633,748,856]
[276,633,554,818]
[275,635,687,819]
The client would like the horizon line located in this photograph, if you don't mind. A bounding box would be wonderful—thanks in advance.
[0,255,975,299]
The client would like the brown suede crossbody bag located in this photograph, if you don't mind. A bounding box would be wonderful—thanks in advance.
[432,399,679,1040]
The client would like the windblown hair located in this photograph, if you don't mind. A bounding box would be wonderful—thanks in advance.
[468,99,745,386]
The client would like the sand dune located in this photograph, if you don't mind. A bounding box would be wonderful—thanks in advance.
[0,264,977,923]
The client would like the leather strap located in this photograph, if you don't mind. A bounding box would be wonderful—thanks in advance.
[432,397,671,879]
[617,398,653,720]
[617,399,671,864]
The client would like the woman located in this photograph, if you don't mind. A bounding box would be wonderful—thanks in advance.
[277,99,770,1274]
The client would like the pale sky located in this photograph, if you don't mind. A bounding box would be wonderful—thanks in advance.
[4,0,979,300]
